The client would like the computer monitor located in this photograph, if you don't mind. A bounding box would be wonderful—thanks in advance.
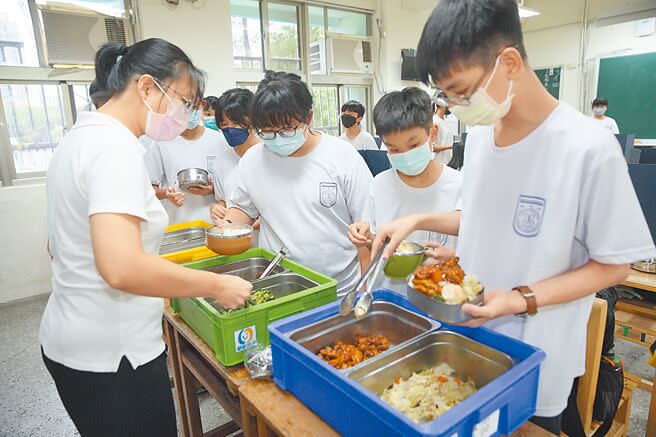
[628,163,656,243]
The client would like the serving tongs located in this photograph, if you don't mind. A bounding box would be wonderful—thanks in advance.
[258,246,288,280]
[339,238,389,317]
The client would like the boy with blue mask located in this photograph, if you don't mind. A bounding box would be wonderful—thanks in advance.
[372,0,655,433]
[209,88,261,223]
[223,71,373,295]
[348,87,462,294]
[145,101,232,224]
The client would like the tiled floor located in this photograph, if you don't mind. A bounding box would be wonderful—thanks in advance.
[0,293,652,436]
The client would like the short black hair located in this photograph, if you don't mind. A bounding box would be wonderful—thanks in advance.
[203,96,219,111]
[94,38,205,105]
[416,0,526,84]
[592,97,608,107]
[251,70,313,130]
[341,100,365,117]
[216,88,254,130]
[373,87,433,137]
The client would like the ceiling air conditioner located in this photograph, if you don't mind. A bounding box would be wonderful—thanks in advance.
[328,36,373,75]
[40,9,128,66]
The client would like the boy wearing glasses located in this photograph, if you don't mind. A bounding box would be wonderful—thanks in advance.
[224,71,373,295]
[372,0,654,432]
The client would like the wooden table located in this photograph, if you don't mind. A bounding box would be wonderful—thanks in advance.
[238,378,556,437]
[620,271,656,437]
[163,308,251,436]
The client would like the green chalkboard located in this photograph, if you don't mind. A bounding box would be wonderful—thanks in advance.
[534,67,561,99]
[597,52,656,139]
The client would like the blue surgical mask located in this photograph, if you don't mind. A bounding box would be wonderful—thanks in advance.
[203,116,218,131]
[187,109,202,129]
[222,127,250,148]
[387,141,434,176]
[263,126,307,157]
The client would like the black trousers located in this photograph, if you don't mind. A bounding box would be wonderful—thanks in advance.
[530,413,562,435]
[42,349,176,437]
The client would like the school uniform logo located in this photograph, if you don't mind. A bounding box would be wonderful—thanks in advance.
[513,195,546,238]
[207,155,216,174]
[319,182,338,208]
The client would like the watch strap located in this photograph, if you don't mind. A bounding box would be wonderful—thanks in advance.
[512,286,537,317]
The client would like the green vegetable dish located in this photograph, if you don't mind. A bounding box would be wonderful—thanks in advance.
[220,288,275,313]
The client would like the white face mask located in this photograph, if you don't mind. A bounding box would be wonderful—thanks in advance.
[449,56,514,126]
[593,106,607,116]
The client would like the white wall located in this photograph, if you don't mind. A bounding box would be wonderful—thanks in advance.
[523,23,582,107]
[0,184,51,303]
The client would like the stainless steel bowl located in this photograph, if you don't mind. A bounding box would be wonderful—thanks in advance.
[631,258,656,274]
[204,258,287,281]
[159,226,207,255]
[177,168,209,191]
[407,277,483,323]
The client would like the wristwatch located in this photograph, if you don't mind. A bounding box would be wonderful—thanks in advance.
[512,286,538,318]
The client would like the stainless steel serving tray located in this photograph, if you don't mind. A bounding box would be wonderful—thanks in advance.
[204,272,317,312]
[159,227,207,255]
[289,301,439,369]
[204,257,287,281]
[347,331,514,396]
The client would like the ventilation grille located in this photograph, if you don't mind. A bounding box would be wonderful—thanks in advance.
[104,18,127,44]
[361,41,372,63]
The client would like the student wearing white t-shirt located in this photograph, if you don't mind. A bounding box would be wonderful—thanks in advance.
[431,95,455,165]
[40,39,251,437]
[339,100,385,151]
[375,2,655,434]
[209,88,260,224]
[591,96,620,134]
[348,88,462,295]
[146,111,230,224]
[224,71,373,295]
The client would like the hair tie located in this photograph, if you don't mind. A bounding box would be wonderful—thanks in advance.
[116,55,123,64]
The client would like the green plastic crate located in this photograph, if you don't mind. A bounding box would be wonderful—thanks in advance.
[170,249,337,366]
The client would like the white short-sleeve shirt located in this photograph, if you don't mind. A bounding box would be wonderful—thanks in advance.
[433,115,454,165]
[40,111,169,372]
[145,127,230,224]
[592,115,620,134]
[458,102,655,416]
[213,147,245,204]
[363,164,462,293]
[228,134,373,294]
[340,129,384,151]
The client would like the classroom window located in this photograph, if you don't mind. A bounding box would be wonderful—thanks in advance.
[0,83,66,174]
[312,85,340,137]
[309,6,326,75]
[0,0,40,67]
[36,0,126,15]
[231,0,264,70]
[327,8,369,37]
[267,2,301,71]
[72,84,95,115]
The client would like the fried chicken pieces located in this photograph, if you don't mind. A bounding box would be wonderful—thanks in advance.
[318,335,390,369]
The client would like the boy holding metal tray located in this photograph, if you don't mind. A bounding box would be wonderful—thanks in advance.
[372,0,655,433]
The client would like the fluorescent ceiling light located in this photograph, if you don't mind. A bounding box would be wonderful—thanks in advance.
[518,5,540,18]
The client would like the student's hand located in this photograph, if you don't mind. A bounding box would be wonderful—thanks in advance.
[348,221,372,247]
[458,290,528,328]
[211,274,253,309]
[372,215,420,259]
[189,182,214,196]
[165,187,186,208]
[210,203,227,223]
[423,242,456,263]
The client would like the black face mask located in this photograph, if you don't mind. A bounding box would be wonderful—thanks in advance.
[341,114,357,128]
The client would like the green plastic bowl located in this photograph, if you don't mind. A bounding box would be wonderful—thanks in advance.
[383,241,426,281]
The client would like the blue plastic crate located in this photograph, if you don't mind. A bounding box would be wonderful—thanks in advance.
[269,290,545,437]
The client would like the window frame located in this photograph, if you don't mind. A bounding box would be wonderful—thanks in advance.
[0,0,139,186]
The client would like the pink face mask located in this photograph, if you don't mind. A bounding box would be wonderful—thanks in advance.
[143,80,190,141]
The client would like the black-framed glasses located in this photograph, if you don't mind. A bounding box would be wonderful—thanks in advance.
[256,123,305,140]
